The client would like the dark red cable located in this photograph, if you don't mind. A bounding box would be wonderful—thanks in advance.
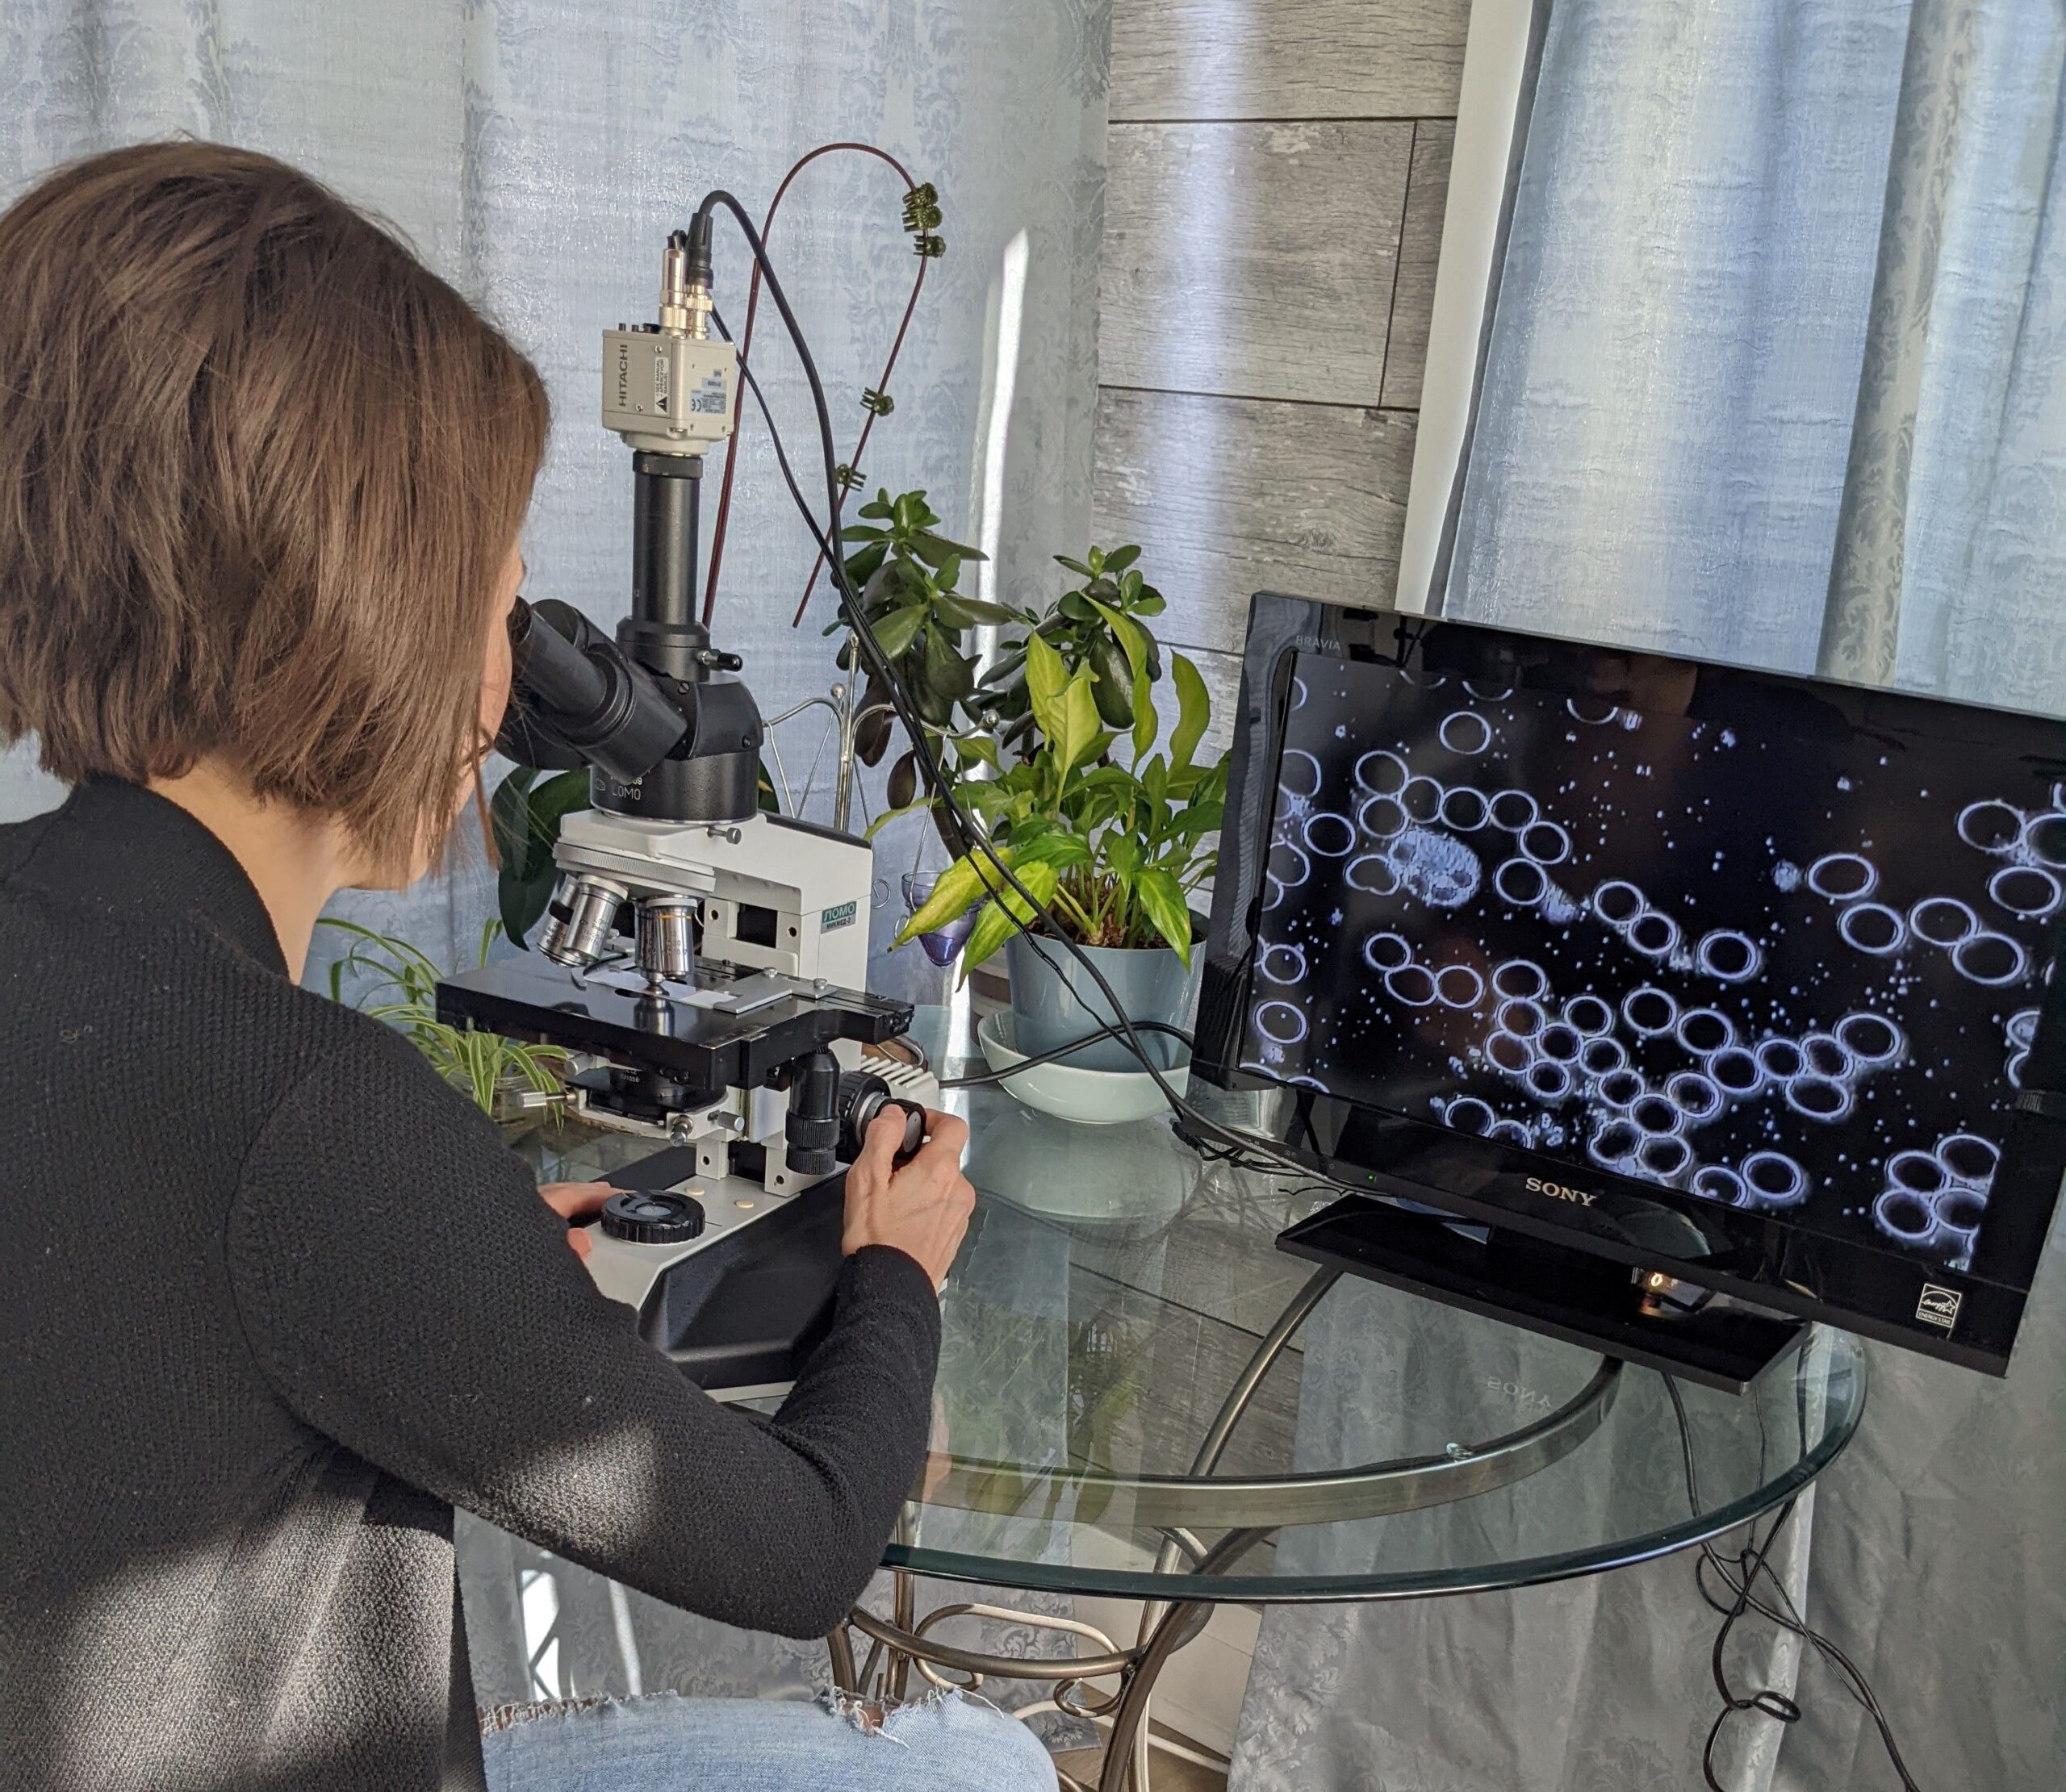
[699,141,931,629]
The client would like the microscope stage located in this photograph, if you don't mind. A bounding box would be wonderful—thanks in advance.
[436,954,913,1091]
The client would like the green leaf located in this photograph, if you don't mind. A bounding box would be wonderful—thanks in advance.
[1013,829,1093,870]
[922,623,976,704]
[842,541,889,588]
[1104,544,1142,574]
[1052,666,1104,775]
[499,866,555,946]
[868,602,927,662]
[839,524,889,542]
[1169,653,1210,771]
[1133,867,1194,966]
[956,859,1059,980]
[488,766,541,877]
[864,798,934,840]
[1085,596,1159,759]
[954,735,1001,772]
[892,845,1014,947]
[1105,830,1142,884]
[1054,554,1094,579]
[1024,631,1070,745]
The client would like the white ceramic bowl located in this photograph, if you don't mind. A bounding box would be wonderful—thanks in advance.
[976,1010,1190,1126]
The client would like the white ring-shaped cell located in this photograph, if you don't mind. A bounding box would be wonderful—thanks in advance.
[1301,810,1357,858]
[1874,1187,1939,1245]
[1399,666,1449,690]
[1954,930,2029,987]
[1909,896,1980,949]
[1591,879,1646,929]
[1838,901,1906,956]
[1742,1151,1810,1209]
[1784,1075,1853,1122]
[1800,1033,1854,1082]
[1464,678,1515,703]
[1588,1117,1642,1168]
[1707,1046,1764,1098]
[1285,1075,1331,1093]
[1444,1096,1496,1138]
[1806,853,1878,901]
[1440,785,1491,832]
[1353,750,1409,796]
[1666,1072,1725,1126]
[1934,1186,1988,1235]
[1278,749,1324,800]
[1887,1150,1948,1197]
[1261,875,1288,914]
[1937,1134,2001,1188]
[1595,1069,1647,1111]
[1398,776,1445,823]
[1957,800,2026,854]
[2006,1008,2040,1048]
[1488,789,1539,833]
[1692,1165,1749,1206]
[1253,1000,1309,1046]
[1566,697,1621,726]
[1990,864,2063,920]
[1835,1011,1904,1068]
[1622,985,1679,1037]
[1484,1030,1533,1077]
[1520,821,1573,867]
[1536,1023,1583,1064]
[1579,1035,1629,1079]
[1345,853,1402,895]
[1494,857,1549,909]
[1696,929,1762,983]
[1258,942,1307,986]
[2009,1049,2030,1088]
[1630,1093,1683,1137]
[1755,1037,1806,1084]
[1361,931,1413,973]
[1290,675,1308,709]
[1356,792,1409,839]
[1491,959,1550,1000]
[1526,1060,1575,1103]
[1435,963,1486,1010]
[1439,711,1493,755]
[1267,839,1313,890]
[1638,1134,1693,1183]
[1675,1007,1738,1057]
[1628,910,1683,960]
[1563,995,1615,1038]
[2020,812,2066,868]
[1385,964,1440,1008]
[1496,997,1547,1039]
[1487,1117,1534,1147]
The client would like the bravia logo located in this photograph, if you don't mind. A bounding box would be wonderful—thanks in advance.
[1525,1176,1598,1207]
[1916,1284,1962,1331]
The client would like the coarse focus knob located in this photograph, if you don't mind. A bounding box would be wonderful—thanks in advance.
[599,1188,706,1245]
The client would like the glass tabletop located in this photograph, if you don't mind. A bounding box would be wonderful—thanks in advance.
[524,1003,1866,1605]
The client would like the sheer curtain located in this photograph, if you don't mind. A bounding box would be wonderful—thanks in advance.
[0,0,1110,1719]
[1234,3,2066,1788]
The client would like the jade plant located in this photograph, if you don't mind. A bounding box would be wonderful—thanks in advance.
[320,917,569,1117]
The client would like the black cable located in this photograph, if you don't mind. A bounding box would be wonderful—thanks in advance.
[1662,1376,1923,1791]
[931,1018,1194,1089]
[694,189,1366,1193]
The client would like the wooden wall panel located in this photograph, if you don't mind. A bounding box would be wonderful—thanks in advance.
[1110,0,1470,122]
[1379,120,1454,410]
[1093,386,1416,656]
[1100,121,1414,407]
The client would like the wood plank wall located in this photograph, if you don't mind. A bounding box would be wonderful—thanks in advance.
[1094,0,1470,748]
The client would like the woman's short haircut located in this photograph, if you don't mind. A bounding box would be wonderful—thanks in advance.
[0,140,550,877]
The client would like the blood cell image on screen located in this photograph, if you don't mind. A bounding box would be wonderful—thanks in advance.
[1240,655,2057,1274]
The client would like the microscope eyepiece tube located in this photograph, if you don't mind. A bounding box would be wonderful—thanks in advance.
[540,874,630,968]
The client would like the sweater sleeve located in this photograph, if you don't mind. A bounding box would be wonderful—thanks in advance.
[224,1018,940,1639]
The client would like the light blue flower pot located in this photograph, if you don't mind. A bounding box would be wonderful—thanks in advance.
[1004,927,1201,1074]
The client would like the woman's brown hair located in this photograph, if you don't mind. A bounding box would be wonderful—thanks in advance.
[0,140,550,876]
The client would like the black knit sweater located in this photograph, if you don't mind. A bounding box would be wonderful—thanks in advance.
[0,780,943,1791]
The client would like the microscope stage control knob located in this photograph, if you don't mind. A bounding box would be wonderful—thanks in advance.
[599,1188,706,1245]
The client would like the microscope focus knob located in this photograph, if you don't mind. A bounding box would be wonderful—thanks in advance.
[598,1188,706,1245]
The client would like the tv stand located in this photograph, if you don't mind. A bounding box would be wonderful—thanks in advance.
[1278,1196,1809,1393]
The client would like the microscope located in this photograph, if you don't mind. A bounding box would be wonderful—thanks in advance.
[437,223,936,1393]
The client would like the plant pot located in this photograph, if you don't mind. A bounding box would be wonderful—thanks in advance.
[1005,926,1201,1074]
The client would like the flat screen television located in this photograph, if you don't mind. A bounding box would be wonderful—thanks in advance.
[1194,594,2066,1377]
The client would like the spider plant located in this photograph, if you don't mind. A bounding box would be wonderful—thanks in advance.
[320,917,570,1118]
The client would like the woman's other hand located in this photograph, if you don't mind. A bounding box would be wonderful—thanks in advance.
[538,1181,616,1259]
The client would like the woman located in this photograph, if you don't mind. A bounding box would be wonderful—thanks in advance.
[0,142,1052,1792]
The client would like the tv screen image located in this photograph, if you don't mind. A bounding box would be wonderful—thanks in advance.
[1240,650,2057,1284]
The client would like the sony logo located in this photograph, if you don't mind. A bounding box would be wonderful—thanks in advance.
[1525,1176,1598,1207]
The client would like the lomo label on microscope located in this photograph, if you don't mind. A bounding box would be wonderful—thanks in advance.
[820,900,858,934]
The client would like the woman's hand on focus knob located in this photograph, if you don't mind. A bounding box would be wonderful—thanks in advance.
[841,1107,973,1293]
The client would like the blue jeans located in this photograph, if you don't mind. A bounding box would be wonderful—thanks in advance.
[481,1689,1059,1792]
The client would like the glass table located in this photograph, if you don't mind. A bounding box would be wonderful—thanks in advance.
[522,1005,1865,1792]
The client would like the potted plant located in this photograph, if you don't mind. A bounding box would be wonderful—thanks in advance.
[891,574,1228,1072]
